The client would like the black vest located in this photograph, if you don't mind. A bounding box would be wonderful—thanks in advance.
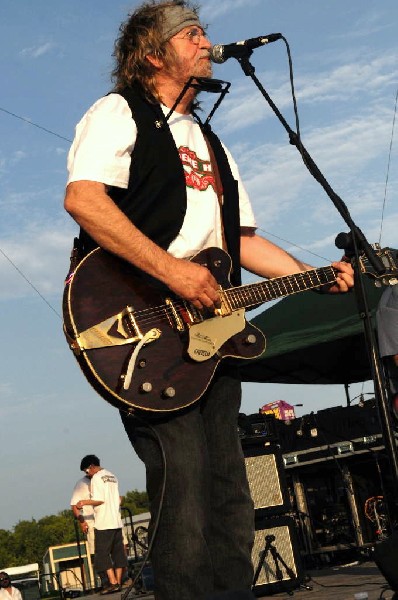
[80,85,242,285]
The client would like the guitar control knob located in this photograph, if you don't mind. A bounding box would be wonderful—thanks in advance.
[245,334,257,345]
[162,386,176,398]
[140,382,152,393]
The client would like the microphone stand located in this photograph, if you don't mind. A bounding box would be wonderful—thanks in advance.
[235,50,398,524]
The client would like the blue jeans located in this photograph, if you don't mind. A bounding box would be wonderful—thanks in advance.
[120,368,255,600]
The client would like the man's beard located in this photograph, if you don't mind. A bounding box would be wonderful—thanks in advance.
[167,53,213,84]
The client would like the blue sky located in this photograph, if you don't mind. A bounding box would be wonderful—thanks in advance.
[0,0,397,532]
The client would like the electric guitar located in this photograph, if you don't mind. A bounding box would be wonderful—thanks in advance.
[63,245,397,413]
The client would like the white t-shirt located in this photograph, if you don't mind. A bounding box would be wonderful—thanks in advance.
[0,588,22,600]
[90,468,123,531]
[67,93,256,259]
[70,476,95,525]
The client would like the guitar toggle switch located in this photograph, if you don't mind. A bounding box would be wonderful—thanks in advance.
[244,334,257,345]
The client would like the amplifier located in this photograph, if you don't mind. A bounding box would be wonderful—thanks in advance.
[239,413,278,445]
[244,444,290,516]
[373,530,398,592]
[252,515,304,597]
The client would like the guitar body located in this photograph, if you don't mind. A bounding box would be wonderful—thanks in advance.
[63,247,266,413]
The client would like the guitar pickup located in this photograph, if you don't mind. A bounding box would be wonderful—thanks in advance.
[214,288,232,317]
[165,298,184,331]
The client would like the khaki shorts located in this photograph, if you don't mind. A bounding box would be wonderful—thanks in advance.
[86,524,95,555]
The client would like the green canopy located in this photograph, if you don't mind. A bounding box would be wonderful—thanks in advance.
[240,277,385,385]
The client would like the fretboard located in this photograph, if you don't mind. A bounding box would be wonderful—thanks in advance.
[226,266,338,310]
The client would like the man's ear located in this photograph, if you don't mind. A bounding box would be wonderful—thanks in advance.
[146,52,163,69]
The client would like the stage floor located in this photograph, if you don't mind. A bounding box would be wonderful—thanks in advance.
[80,560,394,600]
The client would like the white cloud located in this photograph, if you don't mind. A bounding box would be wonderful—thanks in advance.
[215,51,397,134]
[20,42,55,59]
[228,102,396,265]
[201,0,261,20]
[0,219,77,302]
[343,9,396,40]
[297,55,398,104]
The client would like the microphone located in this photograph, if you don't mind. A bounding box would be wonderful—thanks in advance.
[210,33,282,64]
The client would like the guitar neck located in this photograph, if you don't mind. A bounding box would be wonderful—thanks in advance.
[226,265,338,311]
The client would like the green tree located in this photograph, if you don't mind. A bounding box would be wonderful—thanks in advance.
[6,512,76,567]
[121,489,149,517]
[39,511,76,548]
[12,519,44,565]
[0,529,17,568]
[1,490,148,568]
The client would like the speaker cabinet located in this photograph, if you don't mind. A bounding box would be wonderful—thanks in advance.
[244,445,290,516]
[252,516,304,597]
[373,530,398,591]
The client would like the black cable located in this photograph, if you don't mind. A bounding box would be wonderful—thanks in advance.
[309,573,384,589]
[0,106,72,142]
[0,247,61,319]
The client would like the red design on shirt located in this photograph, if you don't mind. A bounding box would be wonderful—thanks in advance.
[179,146,216,192]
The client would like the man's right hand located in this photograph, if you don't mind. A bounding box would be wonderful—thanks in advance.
[80,521,89,534]
[166,258,220,311]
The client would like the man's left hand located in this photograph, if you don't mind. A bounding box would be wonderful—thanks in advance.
[328,260,354,293]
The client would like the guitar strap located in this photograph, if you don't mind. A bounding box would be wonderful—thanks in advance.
[204,135,227,251]
[66,236,85,279]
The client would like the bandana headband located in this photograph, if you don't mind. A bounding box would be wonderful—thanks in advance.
[159,5,201,42]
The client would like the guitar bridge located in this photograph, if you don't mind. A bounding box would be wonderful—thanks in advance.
[76,305,142,351]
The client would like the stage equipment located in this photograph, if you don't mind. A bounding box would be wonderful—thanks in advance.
[373,530,398,592]
[234,24,398,527]
[243,444,289,516]
[251,516,304,596]
[205,592,255,599]
[238,413,278,445]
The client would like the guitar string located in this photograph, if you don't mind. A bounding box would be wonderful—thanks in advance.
[133,266,338,323]
[127,266,338,330]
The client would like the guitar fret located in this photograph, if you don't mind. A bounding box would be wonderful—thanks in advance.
[284,275,297,294]
[226,266,338,310]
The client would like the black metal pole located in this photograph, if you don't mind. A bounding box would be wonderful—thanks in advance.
[121,505,138,562]
[234,50,398,521]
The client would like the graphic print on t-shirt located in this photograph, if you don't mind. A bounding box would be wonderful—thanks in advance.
[179,146,216,192]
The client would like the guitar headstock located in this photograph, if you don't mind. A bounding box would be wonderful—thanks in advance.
[356,244,398,287]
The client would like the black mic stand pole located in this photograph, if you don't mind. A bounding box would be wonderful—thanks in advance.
[235,51,398,524]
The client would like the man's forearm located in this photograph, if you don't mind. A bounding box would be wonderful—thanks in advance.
[240,231,311,278]
[64,181,177,284]
[76,499,103,509]
[64,180,221,309]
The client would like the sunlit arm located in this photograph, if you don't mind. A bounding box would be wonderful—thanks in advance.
[64,180,221,309]
[240,228,354,293]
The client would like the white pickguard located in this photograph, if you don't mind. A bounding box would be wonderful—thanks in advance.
[187,310,246,362]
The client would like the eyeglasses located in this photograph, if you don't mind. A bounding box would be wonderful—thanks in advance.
[174,27,207,45]
[0,578,10,582]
